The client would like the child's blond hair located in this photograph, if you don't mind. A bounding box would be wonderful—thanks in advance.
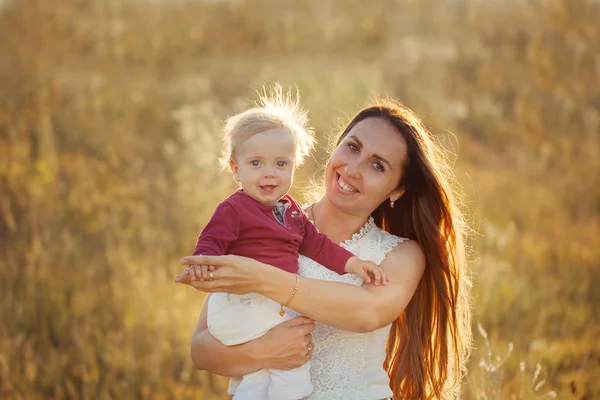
[220,84,315,169]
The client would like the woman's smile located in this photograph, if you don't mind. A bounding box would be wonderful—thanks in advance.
[335,173,359,194]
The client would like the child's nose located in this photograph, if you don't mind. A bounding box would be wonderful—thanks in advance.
[262,166,276,177]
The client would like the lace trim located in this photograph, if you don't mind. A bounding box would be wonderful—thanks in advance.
[375,234,409,265]
[339,216,377,248]
[309,389,369,400]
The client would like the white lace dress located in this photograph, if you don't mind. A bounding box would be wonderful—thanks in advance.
[298,216,408,400]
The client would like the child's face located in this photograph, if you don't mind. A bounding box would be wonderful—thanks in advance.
[230,128,296,205]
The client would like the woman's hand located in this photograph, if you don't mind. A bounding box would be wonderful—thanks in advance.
[190,295,315,376]
[254,316,316,370]
[175,254,272,294]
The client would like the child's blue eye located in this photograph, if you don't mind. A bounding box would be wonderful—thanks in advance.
[277,161,287,167]
[251,160,260,166]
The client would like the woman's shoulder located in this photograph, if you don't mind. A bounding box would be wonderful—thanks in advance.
[344,221,405,265]
[368,225,424,266]
[387,237,424,257]
[381,237,426,274]
[369,223,408,249]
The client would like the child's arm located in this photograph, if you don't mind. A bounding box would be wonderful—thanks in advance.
[188,201,241,281]
[297,213,350,273]
[193,201,241,257]
[298,214,388,285]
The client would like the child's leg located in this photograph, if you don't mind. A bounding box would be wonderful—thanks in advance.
[227,377,241,397]
[208,293,302,398]
[207,293,276,345]
[232,369,270,400]
[268,362,313,400]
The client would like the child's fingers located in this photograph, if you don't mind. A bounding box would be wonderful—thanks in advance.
[192,264,203,281]
[373,267,388,286]
[381,270,390,286]
[194,265,205,281]
[188,265,197,281]
[361,268,372,283]
[200,265,210,280]
[372,268,382,286]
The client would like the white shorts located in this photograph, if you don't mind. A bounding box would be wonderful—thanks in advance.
[208,292,313,399]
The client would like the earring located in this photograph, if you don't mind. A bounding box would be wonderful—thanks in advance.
[390,199,395,208]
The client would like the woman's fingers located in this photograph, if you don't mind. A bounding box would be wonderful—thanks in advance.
[174,275,221,291]
[174,272,191,283]
[303,333,313,349]
[287,318,315,356]
[262,317,316,369]
[283,316,315,327]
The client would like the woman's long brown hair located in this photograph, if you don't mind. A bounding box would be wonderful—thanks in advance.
[335,99,472,399]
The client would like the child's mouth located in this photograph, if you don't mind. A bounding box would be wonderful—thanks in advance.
[260,185,277,193]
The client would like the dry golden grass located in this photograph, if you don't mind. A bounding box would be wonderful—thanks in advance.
[1,0,598,398]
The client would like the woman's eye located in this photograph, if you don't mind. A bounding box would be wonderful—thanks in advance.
[251,160,260,166]
[373,162,384,172]
[277,161,287,167]
[348,143,359,152]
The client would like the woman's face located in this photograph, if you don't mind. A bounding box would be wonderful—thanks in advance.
[325,117,408,216]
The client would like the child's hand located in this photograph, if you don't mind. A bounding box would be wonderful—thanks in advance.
[344,257,389,286]
[184,264,215,281]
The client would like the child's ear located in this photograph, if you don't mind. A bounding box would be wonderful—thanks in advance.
[229,160,239,180]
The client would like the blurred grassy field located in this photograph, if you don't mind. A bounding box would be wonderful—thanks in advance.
[1,0,598,398]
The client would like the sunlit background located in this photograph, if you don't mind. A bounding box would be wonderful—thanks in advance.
[1,0,598,398]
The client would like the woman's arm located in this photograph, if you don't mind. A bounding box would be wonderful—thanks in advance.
[269,240,425,332]
[190,294,316,376]
[179,240,425,333]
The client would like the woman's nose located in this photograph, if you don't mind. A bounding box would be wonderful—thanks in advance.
[344,160,362,179]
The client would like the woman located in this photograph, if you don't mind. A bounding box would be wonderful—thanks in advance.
[176,98,472,399]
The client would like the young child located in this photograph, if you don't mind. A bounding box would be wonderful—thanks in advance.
[184,87,387,400]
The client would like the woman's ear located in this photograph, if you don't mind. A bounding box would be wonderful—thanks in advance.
[389,187,405,203]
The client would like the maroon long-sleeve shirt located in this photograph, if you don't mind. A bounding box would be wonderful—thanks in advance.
[193,190,353,274]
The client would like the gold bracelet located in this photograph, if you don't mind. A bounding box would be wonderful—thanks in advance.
[280,274,300,316]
